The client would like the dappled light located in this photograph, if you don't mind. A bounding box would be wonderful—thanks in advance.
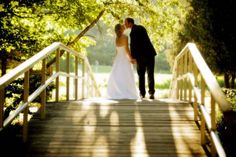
[82,100,93,110]
[99,104,110,118]
[131,127,149,157]
[92,136,109,157]
[110,111,119,128]
[130,110,149,157]
[84,111,97,134]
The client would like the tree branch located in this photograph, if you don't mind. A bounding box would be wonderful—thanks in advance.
[46,9,106,68]
[67,9,105,47]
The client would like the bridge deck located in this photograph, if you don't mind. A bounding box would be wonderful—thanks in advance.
[25,98,207,157]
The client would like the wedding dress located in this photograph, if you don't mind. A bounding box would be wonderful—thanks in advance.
[107,46,139,99]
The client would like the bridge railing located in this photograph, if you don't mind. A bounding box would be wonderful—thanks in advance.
[170,43,233,157]
[0,42,100,142]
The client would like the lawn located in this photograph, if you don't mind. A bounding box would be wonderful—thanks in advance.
[92,65,172,99]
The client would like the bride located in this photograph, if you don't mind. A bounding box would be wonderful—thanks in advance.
[107,23,139,100]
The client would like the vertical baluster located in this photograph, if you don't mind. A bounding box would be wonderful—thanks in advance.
[56,49,60,102]
[180,57,183,100]
[87,75,90,97]
[40,59,46,119]
[176,60,179,99]
[75,56,78,100]
[184,53,188,100]
[66,51,70,101]
[87,68,90,98]
[23,71,29,143]
[188,54,193,102]
[82,59,85,99]
[211,94,216,130]
[193,63,198,121]
[200,76,206,145]
[211,94,216,157]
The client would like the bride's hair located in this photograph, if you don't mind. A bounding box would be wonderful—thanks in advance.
[115,24,122,38]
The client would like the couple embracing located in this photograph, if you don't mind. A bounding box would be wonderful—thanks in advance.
[107,17,157,100]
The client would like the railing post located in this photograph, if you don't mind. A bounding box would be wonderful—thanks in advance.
[211,94,216,130]
[188,55,193,102]
[180,58,184,100]
[184,53,188,100]
[200,76,206,145]
[55,49,60,102]
[0,87,4,128]
[23,71,29,143]
[176,61,179,99]
[40,59,46,119]
[75,56,78,100]
[211,93,217,157]
[66,51,70,101]
[82,59,85,99]
[193,63,198,121]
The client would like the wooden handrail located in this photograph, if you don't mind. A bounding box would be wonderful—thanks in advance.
[170,42,233,157]
[0,42,101,139]
[0,42,60,88]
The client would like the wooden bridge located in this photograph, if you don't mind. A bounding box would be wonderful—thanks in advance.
[0,42,234,157]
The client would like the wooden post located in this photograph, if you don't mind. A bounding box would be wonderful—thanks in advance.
[201,76,205,105]
[180,58,183,100]
[211,94,216,130]
[75,56,78,100]
[56,49,60,102]
[200,76,206,145]
[40,59,46,119]
[184,53,187,100]
[194,95,198,121]
[188,55,193,102]
[23,71,29,143]
[66,51,70,101]
[82,60,85,99]
[211,93,216,157]
[176,61,179,99]
[193,63,198,121]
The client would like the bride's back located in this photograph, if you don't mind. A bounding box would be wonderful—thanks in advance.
[116,34,128,47]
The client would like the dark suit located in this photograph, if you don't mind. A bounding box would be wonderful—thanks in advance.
[130,24,156,97]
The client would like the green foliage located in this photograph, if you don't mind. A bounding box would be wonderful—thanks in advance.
[216,75,225,88]
[155,52,171,73]
[169,0,236,75]
[155,79,171,89]
[222,88,236,110]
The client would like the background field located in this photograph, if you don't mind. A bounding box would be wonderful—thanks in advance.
[91,65,172,99]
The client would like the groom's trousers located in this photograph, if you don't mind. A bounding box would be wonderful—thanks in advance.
[136,57,155,97]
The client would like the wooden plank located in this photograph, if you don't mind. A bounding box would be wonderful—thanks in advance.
[25,99,207,157]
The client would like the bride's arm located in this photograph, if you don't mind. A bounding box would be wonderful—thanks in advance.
[124,36,136,63]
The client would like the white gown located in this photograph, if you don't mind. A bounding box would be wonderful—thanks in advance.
[107,46,139,99]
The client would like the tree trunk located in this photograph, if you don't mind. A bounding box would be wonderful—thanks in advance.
[224,73,230,88]
[0,51,7,110]
[231,73,235,88]
[0,51,7,76]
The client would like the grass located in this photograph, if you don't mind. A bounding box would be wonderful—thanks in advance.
[91,65,172,99]
[216,75,225,87]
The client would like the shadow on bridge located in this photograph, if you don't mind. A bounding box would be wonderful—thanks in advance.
[1,98,207,157]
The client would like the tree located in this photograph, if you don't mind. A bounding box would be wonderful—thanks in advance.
[0,0,43,75]
[171,0,236,88]
[208,0,236,88]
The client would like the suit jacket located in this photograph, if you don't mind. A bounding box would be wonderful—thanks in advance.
[130,24,157,60]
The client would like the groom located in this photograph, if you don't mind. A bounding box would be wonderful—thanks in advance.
[124,17,157,99]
